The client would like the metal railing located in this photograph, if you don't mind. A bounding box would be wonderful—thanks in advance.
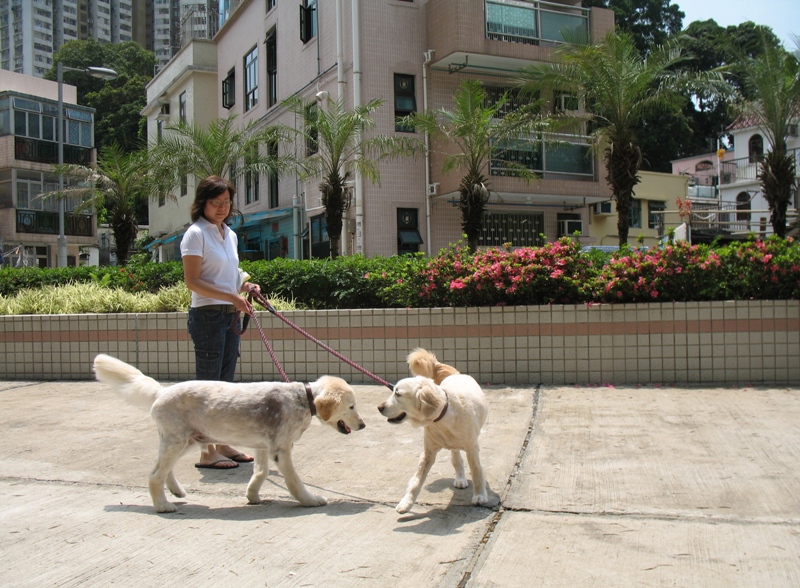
[720,147,800,185]
[16,209,93,237]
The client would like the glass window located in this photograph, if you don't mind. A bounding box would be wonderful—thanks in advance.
[305,102,318,156]
[244,46,258,111]
[41,115,54,141]
[300,0,317,43]
[630,199,642,229]
[648,201,665,230]
[222,69,235,109]
[394,74,416,132]
[266,29,277,107]
[179,92,187,123]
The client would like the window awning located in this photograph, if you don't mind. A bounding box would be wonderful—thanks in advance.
[398,229,423,245]
[239,207,294,228]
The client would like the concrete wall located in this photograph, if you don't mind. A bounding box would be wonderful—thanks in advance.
[2,300,798,385]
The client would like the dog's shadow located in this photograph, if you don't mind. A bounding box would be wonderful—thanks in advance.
[391,478,500,535]
[104,497,373,521]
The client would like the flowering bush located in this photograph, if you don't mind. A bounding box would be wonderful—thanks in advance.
[596,241,723,303]
[716,236,800,300]
[416,238,597,306]
[1,236,798,311]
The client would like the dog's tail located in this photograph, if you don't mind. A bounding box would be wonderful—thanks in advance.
[93,353,163,410]
[407,348,459,385]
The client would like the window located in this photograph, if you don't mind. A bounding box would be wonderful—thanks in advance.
[748,134,763,163]
[736,192,751,222]
[557,213,582,238]
[300,0,317,43]
[485,85,526,119]
[179,92,186,123]
[222,69,235,109]
[648,201,665,230]
[629,199,642,229]
[305,102,318,156]
[268,140,279,208]
[267,0,276,11]
[180,175,188,198]
[552,90,579,114]
[244,46,258,112]
[397,208,422,254]
[594,201,612,215]
[245,147,259,205]
[479,212,544,248]
[266,28,277,107]
[394,74,416,132]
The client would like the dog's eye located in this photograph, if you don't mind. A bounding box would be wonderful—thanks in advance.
[350,405,355,410]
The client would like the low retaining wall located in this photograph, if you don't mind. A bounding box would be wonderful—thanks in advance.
[1,300,798,385]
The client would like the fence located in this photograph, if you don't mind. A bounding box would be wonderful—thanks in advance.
[1,300,797,386]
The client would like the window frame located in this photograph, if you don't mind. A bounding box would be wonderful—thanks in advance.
[243,45,259,112]
[222,69,235,110]
[394,73,416,132]
[265,28,277,107]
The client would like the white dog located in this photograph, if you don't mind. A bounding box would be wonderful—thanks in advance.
[378,349,488,513]
[93,353,365,513]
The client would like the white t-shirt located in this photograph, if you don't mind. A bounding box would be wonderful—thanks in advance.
[180,216,243,308]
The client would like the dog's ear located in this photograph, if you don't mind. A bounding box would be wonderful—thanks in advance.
[315,394,337,422]
[416,382,443,420]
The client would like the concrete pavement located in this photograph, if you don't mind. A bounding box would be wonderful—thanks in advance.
[1,378,798,587]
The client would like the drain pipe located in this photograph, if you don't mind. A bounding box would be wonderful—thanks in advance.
[336,0,345,101]
[423,49,434,255]
[352,0,364,254]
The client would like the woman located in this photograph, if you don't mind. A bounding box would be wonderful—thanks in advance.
[180,175,260,469]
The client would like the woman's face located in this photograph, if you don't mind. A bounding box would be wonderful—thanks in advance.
[203,190,232,224]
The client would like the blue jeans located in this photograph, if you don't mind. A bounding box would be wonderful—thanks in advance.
[187,307,241,382]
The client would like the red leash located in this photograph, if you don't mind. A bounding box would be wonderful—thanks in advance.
[241,290,395,389]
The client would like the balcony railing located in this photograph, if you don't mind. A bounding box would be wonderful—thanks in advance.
[14,137,92,166]
[720,147,800,185]
[16,209,93,237]
[490,133,594,179]
[486,0,589,46]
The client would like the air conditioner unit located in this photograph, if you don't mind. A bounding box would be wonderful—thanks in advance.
[559,219,583,235]
[426,183,439,196]
[594,201,612,215]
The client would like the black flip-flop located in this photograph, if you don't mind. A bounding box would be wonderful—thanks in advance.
[194,460,239,469]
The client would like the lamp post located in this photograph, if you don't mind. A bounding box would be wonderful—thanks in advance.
[56,62,118,267]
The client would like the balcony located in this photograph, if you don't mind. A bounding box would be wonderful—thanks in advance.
[16,209,94,237]
[490,133,594,180]
[15,137,92,166]
[720,147,800,185]
[486,0,588,46]
[424,0,612,76]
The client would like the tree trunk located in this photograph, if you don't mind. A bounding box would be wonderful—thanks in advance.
[459,171,489,252]
[605,138,642,247]
[759,149,795,239]
[321,173,344,258]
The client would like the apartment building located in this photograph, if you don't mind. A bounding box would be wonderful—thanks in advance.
[144,0,615,261]
[0,70,97,267]
[0,0,135,78]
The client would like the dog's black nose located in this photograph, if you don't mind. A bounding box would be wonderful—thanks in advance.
[358,423,366,430]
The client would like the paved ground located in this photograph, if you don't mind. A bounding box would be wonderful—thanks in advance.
[1,378,798,587]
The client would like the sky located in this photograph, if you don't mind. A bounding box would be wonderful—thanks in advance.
[673,0,799,49]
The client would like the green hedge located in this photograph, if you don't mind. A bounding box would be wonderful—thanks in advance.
[1,237,798,309]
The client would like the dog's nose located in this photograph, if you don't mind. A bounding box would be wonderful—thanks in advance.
[358,422,366,430]
[377,403,386,413]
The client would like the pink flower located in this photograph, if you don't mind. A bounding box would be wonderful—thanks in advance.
[450,280,466,290]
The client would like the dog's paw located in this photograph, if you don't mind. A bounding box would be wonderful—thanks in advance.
[396,498,414,514]
[154,502,177,513]
[471,493,489,506]
[246,492,261,505]
[299,494,327,507]
[169,487,186,498]
[453,477,469,489]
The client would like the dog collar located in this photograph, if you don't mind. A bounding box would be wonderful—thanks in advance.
[433,392,448,422]
[303,382,317,417]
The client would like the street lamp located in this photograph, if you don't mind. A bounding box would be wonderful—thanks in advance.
[57,62,118,267]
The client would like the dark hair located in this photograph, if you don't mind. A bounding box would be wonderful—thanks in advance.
[190,175,240,223]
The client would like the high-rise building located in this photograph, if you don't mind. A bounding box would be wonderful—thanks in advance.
[0,0,134,77]
[0,0,220,78]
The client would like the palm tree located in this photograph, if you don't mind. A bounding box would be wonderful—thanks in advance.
[518,30,727,246]
[50,144,155,264]
[147,115,291,190]
[281,96,415,258]
[736,37,800,237]
[401,79,544,252]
